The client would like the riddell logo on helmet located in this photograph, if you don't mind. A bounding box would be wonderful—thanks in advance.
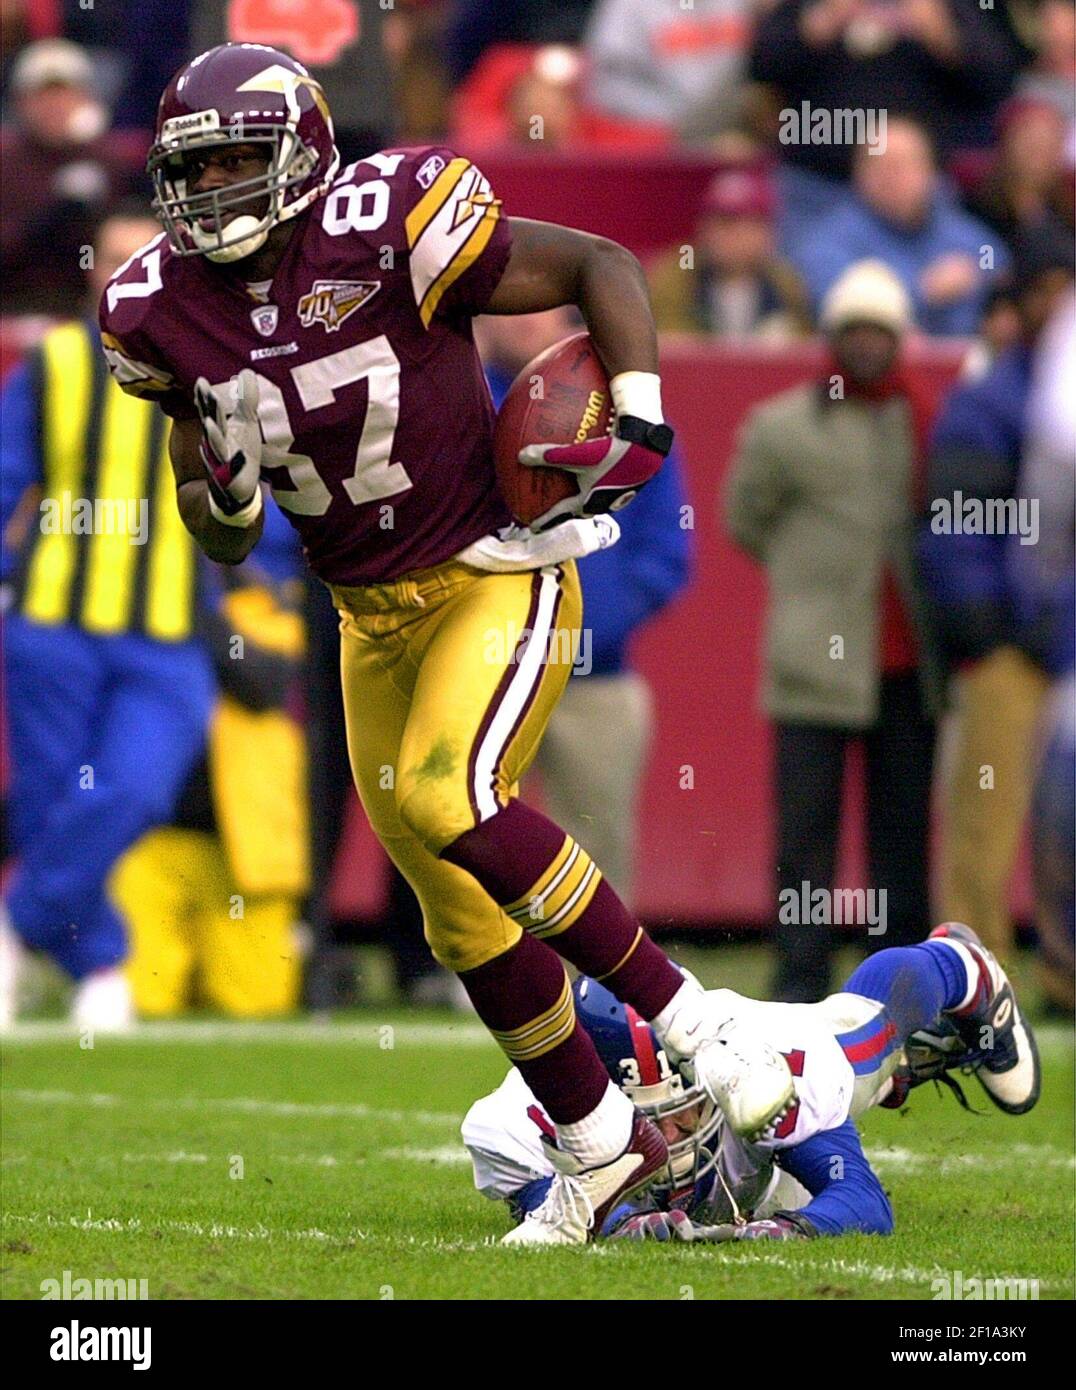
[574,390,605,443]
[161,109,220,139]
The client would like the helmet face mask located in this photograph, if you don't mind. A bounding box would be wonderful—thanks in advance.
[572,974,723,1204]
[147,44,340,265]
[623,1073,723,1199]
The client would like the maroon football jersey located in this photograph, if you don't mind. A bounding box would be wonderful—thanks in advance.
[99,147,514,584]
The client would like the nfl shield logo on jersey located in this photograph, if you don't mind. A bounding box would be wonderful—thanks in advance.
[250,304,279,337]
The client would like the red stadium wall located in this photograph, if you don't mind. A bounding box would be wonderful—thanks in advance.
[455,148,723,259]
[0,323,1029,930]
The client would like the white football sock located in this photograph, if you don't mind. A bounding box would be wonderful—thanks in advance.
[650,978,700,1040]
[0,903,23,1030]
[934,938,988,1013]
[555,1081,634,1167]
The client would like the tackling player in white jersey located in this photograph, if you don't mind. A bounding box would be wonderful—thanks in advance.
[462,923,1041,1243]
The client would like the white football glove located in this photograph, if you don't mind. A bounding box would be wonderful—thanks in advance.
[456,515,621,573]
[194,369,264,524]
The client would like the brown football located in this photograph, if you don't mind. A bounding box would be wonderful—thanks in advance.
[493,331,612,527]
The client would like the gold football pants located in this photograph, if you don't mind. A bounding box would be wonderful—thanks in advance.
[112,827,301,1016]
[332,557,582,973]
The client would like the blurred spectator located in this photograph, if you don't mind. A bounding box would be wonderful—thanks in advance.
[476,307,693,905]
[0,39,144,316]
[919,220,1074,958]
[1057,121,1076,232]
[585,0,753,146]
[506,44,584,148]
[53,0,192,131]
[444,0,597,83]
[1017,287,1074,1013]
[648,165,810,339]
[384,0,454,142]
[789,116,1008,336]
[190,0,396,161]
[1015,0,1076,122]
[452,41,673,152]
[1031,672,1075,1012]
[115,506,309,1018]
[726,261,945,1001]
[0,205,213,1030]
[966,96,1069,247]
[0,0,32,83]
[957,281,1023,381]
[452,44,588,151]
[749,0,1026,207]
[300,572,360,1012]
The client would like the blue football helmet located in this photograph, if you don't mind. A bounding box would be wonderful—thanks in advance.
[573,975,722,1202]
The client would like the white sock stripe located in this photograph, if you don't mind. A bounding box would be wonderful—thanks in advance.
[506,1011,577,1061]
[491,985,572,1047]
[506,844,581,924]
[526,862,598,934]
[528,843,581,914]
[936,939,984,1012]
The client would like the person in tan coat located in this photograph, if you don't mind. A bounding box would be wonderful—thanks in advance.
[725,261,945,1001]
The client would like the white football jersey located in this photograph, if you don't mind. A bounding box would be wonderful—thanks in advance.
[461,986,900,1227]
[706,988,899,1150]
[461,1065,810,1224]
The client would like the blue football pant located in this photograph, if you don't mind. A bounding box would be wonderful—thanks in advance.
[4,616,214,978]
[843,941,969,1036]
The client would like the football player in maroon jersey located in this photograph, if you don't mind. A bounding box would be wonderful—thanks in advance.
[100,42,794,1245]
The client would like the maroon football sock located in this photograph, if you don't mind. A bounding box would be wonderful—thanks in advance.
[555,880,683,1019]
[442,798,564,899]
[458,932,609,1123]
[443,799,682,1020]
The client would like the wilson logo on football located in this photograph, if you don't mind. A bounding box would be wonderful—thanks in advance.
[298,279,380,332]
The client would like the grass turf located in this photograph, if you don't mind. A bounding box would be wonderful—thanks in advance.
[1,949,1073,1301]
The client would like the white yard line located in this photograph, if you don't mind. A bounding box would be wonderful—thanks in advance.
[3,1210,358,1245]
[382,1146,472,1165]
[0,1020,491,1046]
[866,1144,1076,1173]
[3,1211,1067,1294]
[3,1088,460,1127]
[701,1249,1067,1294]
[2,1017,1070,1054]
[8,1091,1072,1171]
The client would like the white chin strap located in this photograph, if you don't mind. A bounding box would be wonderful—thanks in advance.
[192,214,270,264]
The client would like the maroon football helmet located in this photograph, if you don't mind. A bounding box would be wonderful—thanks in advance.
[148,43,340,264]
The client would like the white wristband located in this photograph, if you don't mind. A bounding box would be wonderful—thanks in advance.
[610,371,663,425]
[208,484,263,528]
